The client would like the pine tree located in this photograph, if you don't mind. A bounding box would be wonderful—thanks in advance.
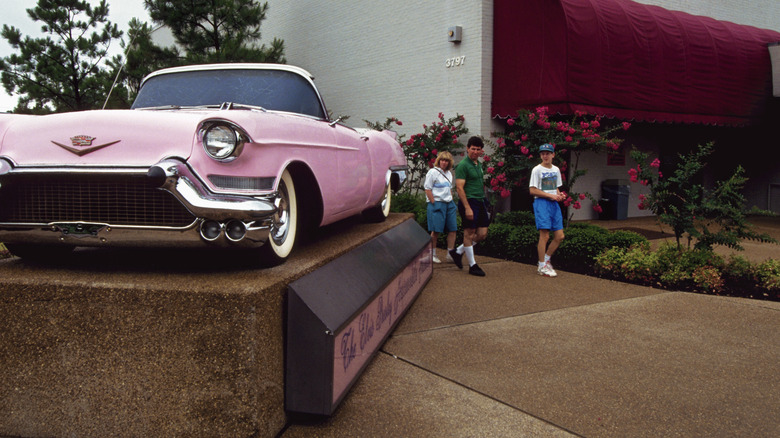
[0,0,122,113]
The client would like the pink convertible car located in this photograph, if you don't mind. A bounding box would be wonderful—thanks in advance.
[0,64,407,263]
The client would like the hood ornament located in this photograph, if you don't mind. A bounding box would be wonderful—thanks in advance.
[52,135,120,156]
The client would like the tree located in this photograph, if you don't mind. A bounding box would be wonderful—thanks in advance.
[0,0,122,113]
[629,143,776,251]
[144,0,285,64]
[104,18,179,107]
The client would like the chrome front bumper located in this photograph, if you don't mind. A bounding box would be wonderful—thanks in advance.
[0,158,277,248]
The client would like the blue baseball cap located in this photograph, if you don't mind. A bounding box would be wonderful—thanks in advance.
[539,143,555,153]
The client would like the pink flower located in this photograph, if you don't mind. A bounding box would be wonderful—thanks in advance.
[507,118,515,126]
[638,203,646,210]
[565,136,573,142]
[573,201,582,209]
[514,140,522,146]
[521,135,529,141]
[622,122,631,130]
[579,193,586,200]
[497,173,507,182]
[431,149,438,155]
[593,205,603,213]
[520,146,529,155]
[650,158,661,168]
[500,189,511,198]
[438,112,444,119]
[591,120,600,128]
[395,120,403,126]
[483,155,491,162]
[497,161,504,167]
[487,167,495,174]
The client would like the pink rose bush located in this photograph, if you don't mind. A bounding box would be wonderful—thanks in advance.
[486,106,630,219]
[368,113,468,195]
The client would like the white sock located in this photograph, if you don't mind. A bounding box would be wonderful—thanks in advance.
[544,254,551,263]
[456,244,464,254]
[464,245,476,266]
[538,261,545,268]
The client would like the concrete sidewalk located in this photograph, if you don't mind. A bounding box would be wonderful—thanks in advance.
[282,254,780,437]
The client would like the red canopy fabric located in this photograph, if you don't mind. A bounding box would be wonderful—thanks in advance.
[492,0,780,126]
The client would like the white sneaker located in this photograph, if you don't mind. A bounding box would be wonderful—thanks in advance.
[538,262,557,277]
[432,255,441,264]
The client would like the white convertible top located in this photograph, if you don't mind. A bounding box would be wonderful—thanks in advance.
[140,63,316,87]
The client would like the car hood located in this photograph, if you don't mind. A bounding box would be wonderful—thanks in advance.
[0,109,215,167]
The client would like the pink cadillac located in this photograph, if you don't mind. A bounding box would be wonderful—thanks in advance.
[0,64,407,263]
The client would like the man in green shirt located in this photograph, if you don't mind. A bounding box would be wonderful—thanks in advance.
[450,136,489,277]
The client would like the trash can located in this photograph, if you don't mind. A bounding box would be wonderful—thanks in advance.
[601,179,630,220]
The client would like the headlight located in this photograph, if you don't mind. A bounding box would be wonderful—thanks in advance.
[201,122,248,161]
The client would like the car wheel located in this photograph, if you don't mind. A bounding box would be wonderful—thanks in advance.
[261,169,298,263]
[5,243,74,262]
[363,179,392,223]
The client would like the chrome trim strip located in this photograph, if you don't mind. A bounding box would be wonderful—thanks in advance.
[0,220,270,249]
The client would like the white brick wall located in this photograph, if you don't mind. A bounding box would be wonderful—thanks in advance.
[261,0,496,140]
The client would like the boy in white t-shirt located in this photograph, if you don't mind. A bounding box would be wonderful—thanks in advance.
[528,143,565,277]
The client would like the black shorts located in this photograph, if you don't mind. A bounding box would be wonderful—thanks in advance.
[458,198,491,229]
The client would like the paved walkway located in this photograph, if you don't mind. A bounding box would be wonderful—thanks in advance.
[282,217,780,437]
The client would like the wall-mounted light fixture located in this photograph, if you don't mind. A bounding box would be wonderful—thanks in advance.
[448,26,462,43]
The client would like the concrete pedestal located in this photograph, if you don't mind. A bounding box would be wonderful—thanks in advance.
[0,214,416,437]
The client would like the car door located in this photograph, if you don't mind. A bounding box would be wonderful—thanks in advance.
[330,123,372,213]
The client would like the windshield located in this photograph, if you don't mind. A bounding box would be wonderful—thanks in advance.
[131,69,326,118]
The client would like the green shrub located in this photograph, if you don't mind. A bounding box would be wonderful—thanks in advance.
[595,245,659,285]
[555,224,609,273]
[756,259,780,299]
[605,230,649,251]
[493,210,536,227]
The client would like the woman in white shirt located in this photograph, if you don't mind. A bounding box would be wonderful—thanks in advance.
[423,151,458,263]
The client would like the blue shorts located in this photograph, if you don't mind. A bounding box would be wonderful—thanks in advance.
[533,198,563,231]
[427,201,458,233]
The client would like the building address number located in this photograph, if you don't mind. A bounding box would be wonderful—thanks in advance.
[445,56,466,68]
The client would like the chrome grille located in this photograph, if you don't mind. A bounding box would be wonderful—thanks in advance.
[0,174,196,227]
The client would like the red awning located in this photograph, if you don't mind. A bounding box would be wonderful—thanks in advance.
[492,0,780,126]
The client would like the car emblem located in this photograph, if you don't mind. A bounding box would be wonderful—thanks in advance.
[52,135,120,156]
[71,135,96,146]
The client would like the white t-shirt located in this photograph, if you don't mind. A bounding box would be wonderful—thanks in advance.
[423,167,454,203]
[529,163,562,198]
